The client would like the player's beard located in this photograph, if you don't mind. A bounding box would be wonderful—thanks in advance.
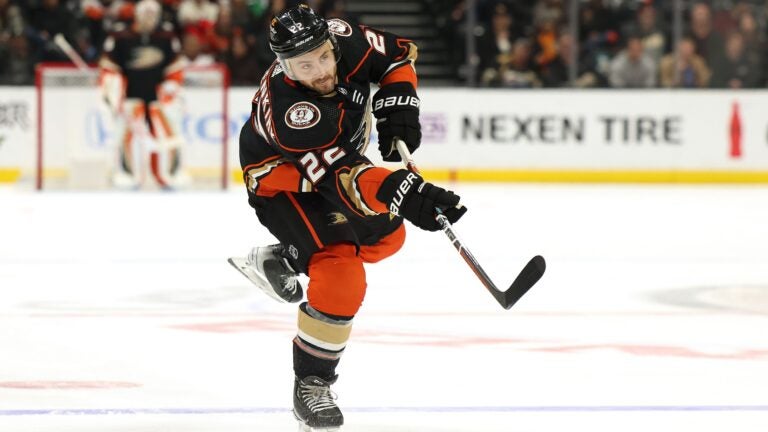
[310,74,336,95]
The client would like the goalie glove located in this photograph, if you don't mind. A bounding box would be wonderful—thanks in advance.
[372,82,421,162]
[376,169,467,231]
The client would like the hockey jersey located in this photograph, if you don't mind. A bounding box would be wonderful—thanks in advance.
[240,18,418,219]
[100,25,184,104]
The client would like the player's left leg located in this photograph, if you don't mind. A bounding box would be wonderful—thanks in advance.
[292,242,365,430]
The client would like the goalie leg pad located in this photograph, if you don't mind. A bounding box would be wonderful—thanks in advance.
[148,102,186,188]
[112,99,147,188]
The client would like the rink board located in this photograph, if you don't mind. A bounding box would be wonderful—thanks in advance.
[2,87,768,184]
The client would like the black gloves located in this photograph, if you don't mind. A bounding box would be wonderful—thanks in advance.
[376,169,467,231]
[372,82,421,162]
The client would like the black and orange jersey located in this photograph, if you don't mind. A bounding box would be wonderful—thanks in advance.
[240,18,418,218]
[99,24,184,104]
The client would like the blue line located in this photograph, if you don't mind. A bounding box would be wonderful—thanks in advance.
[3,405,768,416]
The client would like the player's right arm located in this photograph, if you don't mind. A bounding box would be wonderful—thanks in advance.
[239,117,313,200]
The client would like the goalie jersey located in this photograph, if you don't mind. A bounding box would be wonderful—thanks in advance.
[240,18,418,219]
[99,24,184,105]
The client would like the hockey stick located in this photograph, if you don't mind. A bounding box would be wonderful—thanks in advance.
[394,139,545,310]
[53,34,89,70]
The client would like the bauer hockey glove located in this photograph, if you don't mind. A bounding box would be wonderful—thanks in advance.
[376,169,467,231]
[372,82,421,162]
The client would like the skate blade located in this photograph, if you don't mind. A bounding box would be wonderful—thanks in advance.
[298,424,340,432]
[227,257,288,304]
[293,410,341,432]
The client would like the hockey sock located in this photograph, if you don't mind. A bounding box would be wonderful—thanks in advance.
[293,302,353,380]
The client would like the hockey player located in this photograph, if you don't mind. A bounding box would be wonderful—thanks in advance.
[99,0,188,189]
[235,4,467,431]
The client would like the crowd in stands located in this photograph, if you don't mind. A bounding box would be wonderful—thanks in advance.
[0,0,349,85]
[1,0,767,88]
[459,0,768,88]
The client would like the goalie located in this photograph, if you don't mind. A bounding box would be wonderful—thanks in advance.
[98,0,189,189]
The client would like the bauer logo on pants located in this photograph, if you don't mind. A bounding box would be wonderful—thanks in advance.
[285,102,321,129]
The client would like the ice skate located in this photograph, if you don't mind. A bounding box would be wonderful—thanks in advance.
[293,375,343,431]
[227,244,303,303]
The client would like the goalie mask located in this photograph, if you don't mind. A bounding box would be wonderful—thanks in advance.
[269,4,340,80]
[134,0,161,34]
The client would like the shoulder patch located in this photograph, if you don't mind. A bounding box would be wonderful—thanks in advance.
[285,102,321,130]
[328,18,353,37]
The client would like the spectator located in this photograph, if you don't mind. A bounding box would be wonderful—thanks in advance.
[533,0,563,28]
[82,0,136,55]
[710,31,760,88]
[492,38,541,88]
[735,7,765,85]
[540,31,605,88]
[211,3,234,55]
[532,18,558,69]
[578,0,620,80]
[0,0,25,43]
[444,0,469,77]
[0,34,34,85]
[659,36,710,88]
[622,3,666,65]
[608,35,656,88]
[177,0,219,53]
[181,32,215,65]
[477,3,516,79]
[27,0,79,62]
[178,0,219,31]
[226,28,264,85]
[230,0,261,43]
[689,2,724,68]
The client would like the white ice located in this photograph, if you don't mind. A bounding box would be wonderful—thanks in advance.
[1,183,767,431]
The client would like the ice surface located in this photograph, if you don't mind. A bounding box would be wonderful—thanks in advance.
[1,184,767,431]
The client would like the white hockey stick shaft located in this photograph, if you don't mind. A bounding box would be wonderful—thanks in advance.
[53,34,89,71]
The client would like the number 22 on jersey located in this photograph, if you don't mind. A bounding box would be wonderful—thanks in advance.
[298,146,347,183]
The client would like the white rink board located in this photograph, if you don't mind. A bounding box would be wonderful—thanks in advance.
[413,89,768,170]
[3,87,768,180]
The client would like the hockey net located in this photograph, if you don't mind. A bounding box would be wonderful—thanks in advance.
[35,63,230,190]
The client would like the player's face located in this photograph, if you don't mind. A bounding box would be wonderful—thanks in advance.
[287,41,337,95]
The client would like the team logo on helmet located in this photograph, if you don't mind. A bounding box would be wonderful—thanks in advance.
[327,18,352,37]
[285,102,321,129]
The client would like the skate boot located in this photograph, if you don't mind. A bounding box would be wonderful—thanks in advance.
[293,375,344,431]
[228,244,303,303]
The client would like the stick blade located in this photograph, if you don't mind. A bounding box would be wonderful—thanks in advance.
[501,255,546,309]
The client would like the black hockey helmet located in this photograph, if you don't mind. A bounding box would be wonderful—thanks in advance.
[269,4,339,61]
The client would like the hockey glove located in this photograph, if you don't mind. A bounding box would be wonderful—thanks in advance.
[376,169,467,231]
[372,82,421,162]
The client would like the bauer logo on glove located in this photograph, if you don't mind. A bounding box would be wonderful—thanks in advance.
[372,82,421,162]
[376,169,467,231]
